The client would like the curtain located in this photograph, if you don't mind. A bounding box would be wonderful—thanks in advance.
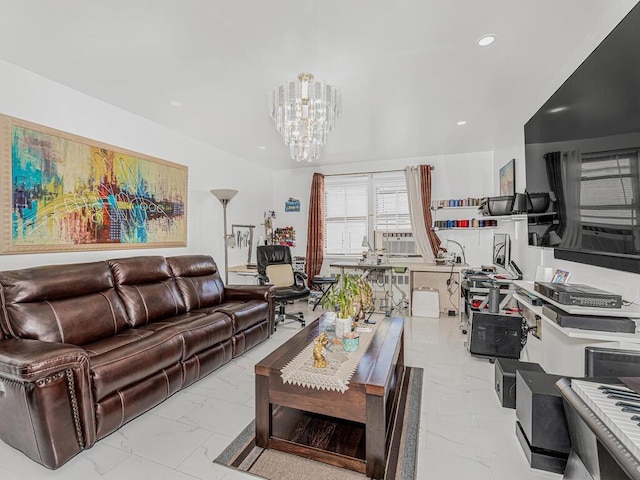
[405,166,438,261]
[544,151,565,240]
[560,150,581,248]
[305,173,325,281]
[420,164,441,256]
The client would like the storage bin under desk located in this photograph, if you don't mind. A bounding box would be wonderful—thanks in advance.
[410,266,463,319]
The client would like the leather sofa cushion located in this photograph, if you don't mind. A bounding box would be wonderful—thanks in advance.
[138,312,233,360]
[108,256,186,327]
[0,262,129,344]
[205,300,268,333]
[89,328,183,401]
[167,255,225,311]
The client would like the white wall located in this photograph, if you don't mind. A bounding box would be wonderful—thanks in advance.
[0,59,272,274]
[272,151,496,271]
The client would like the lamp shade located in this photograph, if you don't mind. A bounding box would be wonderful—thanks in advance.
[548,231,563,246]
[210,189,238,203]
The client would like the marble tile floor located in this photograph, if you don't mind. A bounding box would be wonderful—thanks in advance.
[0,303,563,480]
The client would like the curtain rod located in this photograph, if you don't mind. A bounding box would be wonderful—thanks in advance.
[325,166,434,177]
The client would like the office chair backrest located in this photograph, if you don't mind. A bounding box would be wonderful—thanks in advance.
[256,245,293,275]
[265,265,294,287]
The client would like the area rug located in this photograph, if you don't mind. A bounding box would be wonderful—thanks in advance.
[214,366,423,480]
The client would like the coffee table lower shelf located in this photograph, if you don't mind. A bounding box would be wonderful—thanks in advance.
[270,406,367,473]
[255,315,405,479]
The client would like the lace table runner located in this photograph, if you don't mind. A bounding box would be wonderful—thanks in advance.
[280,321,380,393]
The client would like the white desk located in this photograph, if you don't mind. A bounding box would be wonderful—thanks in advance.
[228,264,259,285]
[328,261,395,315]
[514,281,640,376]
[327,260,467,319]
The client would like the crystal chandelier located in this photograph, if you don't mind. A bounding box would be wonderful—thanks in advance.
[269,73,342,162]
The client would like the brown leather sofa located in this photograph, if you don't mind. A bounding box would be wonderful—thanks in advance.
[0,254,275,469]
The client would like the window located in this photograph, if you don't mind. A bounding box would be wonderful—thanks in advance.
[324,172,410,255]
[580,150,639,226]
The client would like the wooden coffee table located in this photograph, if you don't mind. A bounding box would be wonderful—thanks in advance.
[254,314,405,479]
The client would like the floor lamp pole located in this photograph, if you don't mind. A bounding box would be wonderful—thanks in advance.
[221,200,230,285]
[210,189,238,286]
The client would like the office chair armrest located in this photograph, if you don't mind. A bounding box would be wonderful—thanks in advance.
[224,284,275,302]
[293,271,307,286]
[256,273,270,284]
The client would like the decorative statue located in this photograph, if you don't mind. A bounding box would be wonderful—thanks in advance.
[354,279,374,321]
[263,210,276,245]
[312,333,330,368]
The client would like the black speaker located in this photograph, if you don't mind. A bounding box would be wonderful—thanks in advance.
[469,311,524,359]
[494,358,545,409]
[516,370,571,455]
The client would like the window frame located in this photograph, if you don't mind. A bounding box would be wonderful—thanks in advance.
[324,172,410,256]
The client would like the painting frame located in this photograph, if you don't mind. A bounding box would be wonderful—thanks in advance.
[1,114,188,254]
[499,158,515,196]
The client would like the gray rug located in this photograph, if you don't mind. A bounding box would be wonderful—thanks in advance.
[214,366,423,480]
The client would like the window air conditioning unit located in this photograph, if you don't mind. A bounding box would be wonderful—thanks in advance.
[373,230,417,257]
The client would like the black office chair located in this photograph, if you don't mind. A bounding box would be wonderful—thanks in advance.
[256,245,309,330]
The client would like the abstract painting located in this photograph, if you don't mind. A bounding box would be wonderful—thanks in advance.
[1,114,188,253]
[499,158,515,196]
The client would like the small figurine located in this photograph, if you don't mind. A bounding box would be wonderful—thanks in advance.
[313,333,330,368]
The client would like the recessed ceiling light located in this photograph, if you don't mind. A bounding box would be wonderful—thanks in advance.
[477,34,496,47]
[170,100,183,107]
[258,146,267,150]
[548,106,568,114]
[457,121,467,126]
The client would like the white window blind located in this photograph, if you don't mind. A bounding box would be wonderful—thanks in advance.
[580,150,639,225]
[324,172,410,255]
[325,176,369,255]
[373,174,411,230]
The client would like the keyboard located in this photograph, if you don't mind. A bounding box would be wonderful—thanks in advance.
[572,379,640,465]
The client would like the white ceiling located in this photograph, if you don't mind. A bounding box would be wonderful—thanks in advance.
[0,0,636,170]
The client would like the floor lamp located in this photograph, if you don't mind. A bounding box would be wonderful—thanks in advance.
[210,188,238,284]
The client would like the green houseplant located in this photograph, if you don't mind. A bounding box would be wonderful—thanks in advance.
[321,274,360,319]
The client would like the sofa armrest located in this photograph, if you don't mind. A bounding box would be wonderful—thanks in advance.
[0,339,95,469]
[224,284,275,302]
[0,339,88,382]
[224,285,276,335]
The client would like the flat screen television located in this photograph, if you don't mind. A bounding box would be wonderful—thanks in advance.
[523,3,640,274]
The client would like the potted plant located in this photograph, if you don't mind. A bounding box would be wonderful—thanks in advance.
[321,274,360,336]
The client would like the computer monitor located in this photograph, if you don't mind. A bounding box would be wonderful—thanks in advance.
[493,233,510,268]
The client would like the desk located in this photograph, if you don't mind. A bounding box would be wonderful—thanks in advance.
[329,262,395,315]
[328,261,466,320]
[229,264,259,284]
[514,281,640,376]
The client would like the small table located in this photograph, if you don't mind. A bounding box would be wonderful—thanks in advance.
[310,276,337,311]
[254,314,405,479]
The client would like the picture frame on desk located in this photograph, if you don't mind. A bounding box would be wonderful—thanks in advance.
[551,269,571,284]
